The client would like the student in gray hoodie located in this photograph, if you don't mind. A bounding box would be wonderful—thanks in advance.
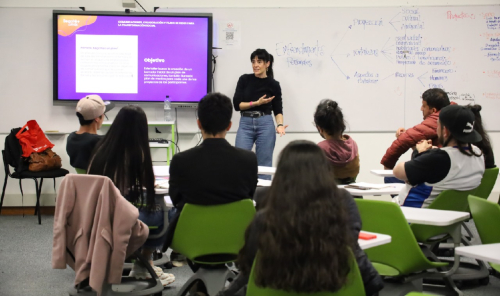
[314,99,359,184]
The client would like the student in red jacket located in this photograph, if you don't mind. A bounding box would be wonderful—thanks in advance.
[381,88,451,175]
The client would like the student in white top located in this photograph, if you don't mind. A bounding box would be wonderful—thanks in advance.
[393,105,485,208]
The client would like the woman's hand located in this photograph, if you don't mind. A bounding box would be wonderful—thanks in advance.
[276,124,289,137]
[256,95,274,106]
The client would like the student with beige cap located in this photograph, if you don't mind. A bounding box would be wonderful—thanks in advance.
[66,95,114,171]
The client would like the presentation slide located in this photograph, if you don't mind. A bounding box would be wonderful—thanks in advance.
[57,14,209,102]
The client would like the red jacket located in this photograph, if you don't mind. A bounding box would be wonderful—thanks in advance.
[381,112,441,169]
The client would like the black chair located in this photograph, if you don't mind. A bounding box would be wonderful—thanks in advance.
[1,150,69,224]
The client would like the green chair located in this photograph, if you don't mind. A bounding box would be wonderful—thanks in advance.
[409,188,492,284]
[170,199,256,296]
[473,167,499,201]
[463,168,499,244]
[468,195,500,273]
[410,189,476,244]
[75,168,86,174]
[354,199,448,295]
[246,249,364,296]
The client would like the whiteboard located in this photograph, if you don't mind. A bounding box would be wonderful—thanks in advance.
[161,6,500,132]
[1,7,499,133]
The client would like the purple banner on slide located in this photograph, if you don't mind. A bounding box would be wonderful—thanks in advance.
[57,15,209,102]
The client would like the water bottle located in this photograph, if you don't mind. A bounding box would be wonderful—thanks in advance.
[164,96,172,122]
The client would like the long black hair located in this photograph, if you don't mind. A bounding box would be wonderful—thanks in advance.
[250,48,274,79]
[314,99,347,138]
[88,105,155,210]
[238,140,353,292]
[467,104,493,159]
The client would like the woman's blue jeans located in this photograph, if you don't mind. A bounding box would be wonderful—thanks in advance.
[235,115,276,180]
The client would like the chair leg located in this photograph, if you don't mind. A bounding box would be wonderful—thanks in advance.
[33,178,42,224]
[0,174,8,214]
[198,267,235,296]
[176,273,202,296]
[34,178,44,215]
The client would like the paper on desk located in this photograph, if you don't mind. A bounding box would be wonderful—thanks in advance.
[370,170,395,177]
[155,179,169,189]
[350,182,394,189]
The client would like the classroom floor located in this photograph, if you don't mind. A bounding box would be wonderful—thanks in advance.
[0,215,499,296]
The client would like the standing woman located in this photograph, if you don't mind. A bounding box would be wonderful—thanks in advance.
[233,48,287,180]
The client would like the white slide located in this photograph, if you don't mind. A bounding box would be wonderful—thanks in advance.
[76,34,138,94]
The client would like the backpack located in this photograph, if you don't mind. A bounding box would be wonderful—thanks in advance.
[4,127,30,174]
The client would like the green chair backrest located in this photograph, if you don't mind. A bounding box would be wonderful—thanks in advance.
[411,188,476,242]
[355,199,447,276]
[468,195,500,245]
[75,168,86,174]
[170,199,256,264]
[246,250,364,296]
[473,167,499,200]
[468,195,500,272]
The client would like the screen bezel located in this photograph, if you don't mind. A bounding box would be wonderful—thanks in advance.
[52,10,212,105]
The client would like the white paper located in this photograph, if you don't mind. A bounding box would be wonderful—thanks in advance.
[219,21,241,50]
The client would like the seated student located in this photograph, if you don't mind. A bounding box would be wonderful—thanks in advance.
[66,95,113,171]
[381,88,450,175]
[394,105,485,208]
[166,92,258,250]
[87,105,174,286]
[314,99,359,184]
[219,140,383,296]
[467,104,496,168]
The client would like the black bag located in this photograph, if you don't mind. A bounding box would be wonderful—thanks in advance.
[4,127,30,174]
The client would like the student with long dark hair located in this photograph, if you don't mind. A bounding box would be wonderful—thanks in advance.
[314,99,359,184]
[218,140,383,296]
[467,104,496,168]
[233,48,287,180]
[87,105,174,286]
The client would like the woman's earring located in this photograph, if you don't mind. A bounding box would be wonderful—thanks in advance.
[266,68,268,72]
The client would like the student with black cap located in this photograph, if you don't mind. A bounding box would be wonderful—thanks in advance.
[393,104,485,208]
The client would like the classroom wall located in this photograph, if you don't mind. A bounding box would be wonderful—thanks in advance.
[1,0,499,207]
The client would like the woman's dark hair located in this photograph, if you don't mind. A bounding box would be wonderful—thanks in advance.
[239,140,354,292]
[314,99,346,138]
[466,104,492,158]
[422,88,450,111]
[88,105,155,210]
[250,48,274,79]
[197,92,233,136]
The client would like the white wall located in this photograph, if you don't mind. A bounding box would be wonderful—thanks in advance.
[1,0,499,207]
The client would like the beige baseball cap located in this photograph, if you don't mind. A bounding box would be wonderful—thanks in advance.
[76,95,114,120]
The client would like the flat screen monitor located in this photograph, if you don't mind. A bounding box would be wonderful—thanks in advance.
[53,10,212,104]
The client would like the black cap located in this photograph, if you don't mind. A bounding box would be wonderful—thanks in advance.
[439,105,482,143]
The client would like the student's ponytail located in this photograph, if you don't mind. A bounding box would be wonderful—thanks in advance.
[267,54,274,79]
